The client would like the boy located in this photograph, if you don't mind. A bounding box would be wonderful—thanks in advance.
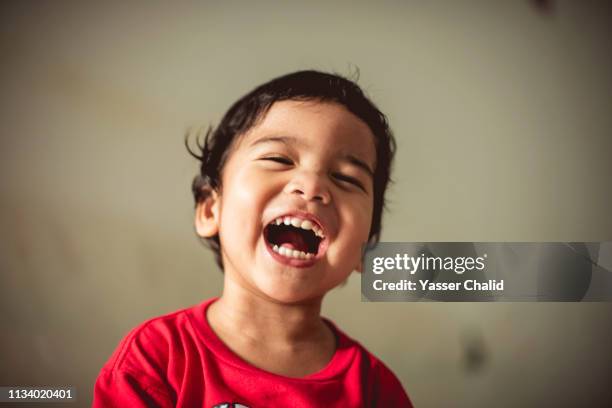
[93,70,412,407]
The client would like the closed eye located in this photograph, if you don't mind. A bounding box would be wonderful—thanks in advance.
[260,156,293,165]
[332,173,366,192]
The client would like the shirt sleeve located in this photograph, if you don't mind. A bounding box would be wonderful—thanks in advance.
[93,368,174,408]
[93,319,177,408]
[374,360,414,407]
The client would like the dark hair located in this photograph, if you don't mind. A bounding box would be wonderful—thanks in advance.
[186,70,396,270]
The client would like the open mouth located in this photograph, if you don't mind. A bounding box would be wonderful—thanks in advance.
[263,216,326,261]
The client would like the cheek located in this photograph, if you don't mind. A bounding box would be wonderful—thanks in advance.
[358,206,374,242]
[222,164,265,208]
[218,168,274,241]
[340,198,374,243]
[232,164,277,199]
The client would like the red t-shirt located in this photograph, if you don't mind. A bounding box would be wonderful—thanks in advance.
[94,298,412,407]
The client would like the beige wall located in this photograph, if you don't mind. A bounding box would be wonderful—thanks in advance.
[1,1,611,406]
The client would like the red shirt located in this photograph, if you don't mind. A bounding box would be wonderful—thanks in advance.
[94,298,412,407]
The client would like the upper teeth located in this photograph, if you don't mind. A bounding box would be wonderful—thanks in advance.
[273,216,325,239]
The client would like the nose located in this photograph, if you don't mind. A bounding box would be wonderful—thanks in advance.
[283,171,331,205]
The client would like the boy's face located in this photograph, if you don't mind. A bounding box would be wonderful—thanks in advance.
[197,100,376,304]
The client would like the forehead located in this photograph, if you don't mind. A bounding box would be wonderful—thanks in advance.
[242,100,376,166]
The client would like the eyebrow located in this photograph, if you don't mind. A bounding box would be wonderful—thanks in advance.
[249,135,303,148]
[249,135,374,177]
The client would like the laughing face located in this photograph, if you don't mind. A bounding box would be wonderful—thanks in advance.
[196,100,376,304]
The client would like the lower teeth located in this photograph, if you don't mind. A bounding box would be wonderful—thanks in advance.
[272,244,314,260]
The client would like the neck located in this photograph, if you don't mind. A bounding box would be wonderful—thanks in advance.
[209,276,329,346]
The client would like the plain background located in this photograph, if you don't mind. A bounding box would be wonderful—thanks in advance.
[1,1,611,407]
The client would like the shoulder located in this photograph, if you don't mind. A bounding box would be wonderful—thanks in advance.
[99,299,211,382]
[93,299,215,407]
[106,306,189,370]
[94,300,213,407]
[368,355,412,405]
[329,321,414,407]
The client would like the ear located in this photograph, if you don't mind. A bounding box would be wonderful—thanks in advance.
[195,190,220,237]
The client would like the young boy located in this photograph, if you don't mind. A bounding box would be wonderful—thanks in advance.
[93,70,412,407]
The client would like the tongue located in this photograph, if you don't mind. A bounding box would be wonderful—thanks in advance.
[276,229,308,252]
